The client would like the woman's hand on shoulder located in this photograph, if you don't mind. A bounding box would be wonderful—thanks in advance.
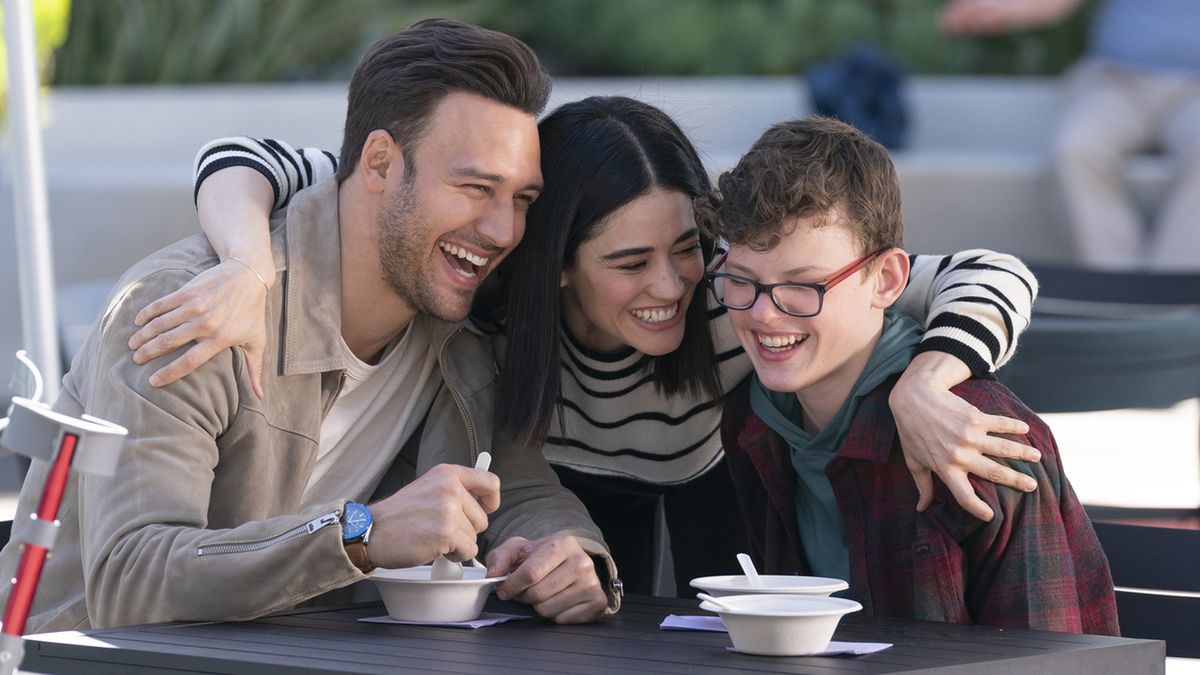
[889,351,1041,522]
[128,256,272,399]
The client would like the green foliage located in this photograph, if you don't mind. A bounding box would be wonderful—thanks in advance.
[50,0,1091,85]
[463,0,1090,76]
[53,0,489,84]
[1,0,72,119]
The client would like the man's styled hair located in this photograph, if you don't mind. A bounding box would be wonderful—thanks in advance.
[715,116,903,255]
[337,18,552,182]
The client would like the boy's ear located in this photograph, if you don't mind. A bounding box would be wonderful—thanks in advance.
[872,248,911,309]
[358,129,404,192]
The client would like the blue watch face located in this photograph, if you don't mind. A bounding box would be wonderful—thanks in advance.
[341,502,372,540]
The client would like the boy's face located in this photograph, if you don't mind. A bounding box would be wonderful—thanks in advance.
[724,215,887,400]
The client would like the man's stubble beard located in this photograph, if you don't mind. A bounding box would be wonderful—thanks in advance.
[376,180,473,323]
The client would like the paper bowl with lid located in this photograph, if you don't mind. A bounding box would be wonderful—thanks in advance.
[371,565,506,622]
[698,594,863,656]
[690,574,849,598]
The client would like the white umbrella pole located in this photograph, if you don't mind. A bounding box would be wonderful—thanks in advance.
[4,0,61,400]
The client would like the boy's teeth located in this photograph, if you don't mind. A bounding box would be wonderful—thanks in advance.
[758,334,802,348]
[631,305,678,323]
[439,242,489,267]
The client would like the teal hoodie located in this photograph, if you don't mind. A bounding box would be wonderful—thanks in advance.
[749,311,923,580]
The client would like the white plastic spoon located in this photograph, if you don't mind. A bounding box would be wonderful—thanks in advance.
[473,451,492,473]
[736,552,763,588]
[431,452,493,580]
[696,592,736,612]
[430,553,464,580]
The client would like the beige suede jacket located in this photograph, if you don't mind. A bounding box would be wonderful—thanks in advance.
[0,178,615,633]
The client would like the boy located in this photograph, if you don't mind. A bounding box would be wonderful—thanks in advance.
[709,116,1118,634]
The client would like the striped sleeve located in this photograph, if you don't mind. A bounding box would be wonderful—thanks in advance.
[192,137,338,212]
[894,250,1038,375]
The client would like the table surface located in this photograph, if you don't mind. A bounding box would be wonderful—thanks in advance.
[22,595,1164,674]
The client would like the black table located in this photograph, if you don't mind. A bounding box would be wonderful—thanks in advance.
[22,595,1164,674]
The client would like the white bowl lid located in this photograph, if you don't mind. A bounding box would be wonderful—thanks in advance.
[690,574,849,595]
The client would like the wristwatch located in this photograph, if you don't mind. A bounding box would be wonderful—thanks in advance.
[340,501,374,574]
[592,555,624,599]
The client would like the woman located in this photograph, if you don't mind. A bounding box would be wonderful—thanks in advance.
[130,97,1040,595]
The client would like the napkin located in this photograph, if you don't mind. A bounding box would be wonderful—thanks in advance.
[359,612,530,629]
[660,614,729,633]
[660,615,892,656]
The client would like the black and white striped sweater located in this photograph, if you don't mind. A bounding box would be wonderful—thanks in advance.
[195,137,1038,485]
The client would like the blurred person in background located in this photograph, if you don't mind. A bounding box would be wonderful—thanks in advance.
[941,0,1200,271]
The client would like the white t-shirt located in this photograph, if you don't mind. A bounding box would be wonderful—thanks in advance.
[301,315,440,507]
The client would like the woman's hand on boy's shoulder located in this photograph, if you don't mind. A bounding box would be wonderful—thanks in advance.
[890,352,1041,522]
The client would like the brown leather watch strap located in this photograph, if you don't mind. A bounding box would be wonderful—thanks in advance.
[344,539,374,574]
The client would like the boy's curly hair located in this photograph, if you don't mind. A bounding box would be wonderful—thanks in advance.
[713,116,903,255]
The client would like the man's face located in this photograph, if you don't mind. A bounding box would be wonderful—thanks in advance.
[377,91,542,322]
[725,216,884,402]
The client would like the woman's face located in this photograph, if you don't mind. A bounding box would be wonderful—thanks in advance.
[560,188,704,356]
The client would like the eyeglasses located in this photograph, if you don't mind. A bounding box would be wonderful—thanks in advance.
[706,250,885,318]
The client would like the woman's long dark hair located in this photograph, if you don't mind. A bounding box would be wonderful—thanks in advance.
[496,96,723,447]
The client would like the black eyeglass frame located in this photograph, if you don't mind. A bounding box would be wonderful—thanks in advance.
[706,249,887,318]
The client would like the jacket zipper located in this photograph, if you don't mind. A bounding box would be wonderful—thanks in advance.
[320,371,347,423]
[196,510,339,557]
[438,328,478,464]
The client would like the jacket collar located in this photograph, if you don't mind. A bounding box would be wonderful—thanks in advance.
[835,379,900,464]
[276,177,351,376]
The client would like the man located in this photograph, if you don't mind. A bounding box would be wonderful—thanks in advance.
[711,116,1118,633]
[0,19,614,633]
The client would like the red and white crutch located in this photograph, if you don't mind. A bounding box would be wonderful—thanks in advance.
[0,352,126,675]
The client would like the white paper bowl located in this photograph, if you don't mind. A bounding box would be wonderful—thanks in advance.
[690,574,849,597]
[371,565,506,623]
[699,594,863,656]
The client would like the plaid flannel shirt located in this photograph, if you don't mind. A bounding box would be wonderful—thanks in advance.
[722,375,1119,635]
